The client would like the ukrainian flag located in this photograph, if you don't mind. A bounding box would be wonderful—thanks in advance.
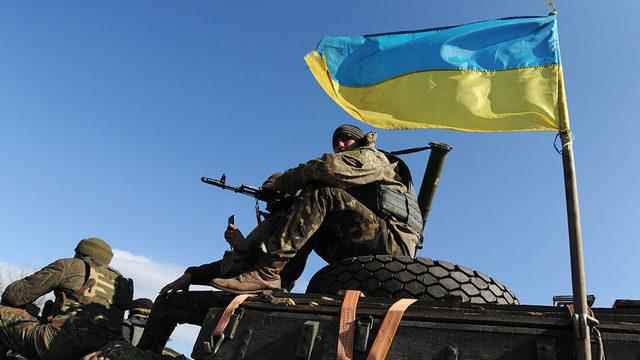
[305,15,569,132]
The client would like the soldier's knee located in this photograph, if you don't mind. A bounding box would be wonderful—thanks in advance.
[151,294,171,312]
[151,292,193,314]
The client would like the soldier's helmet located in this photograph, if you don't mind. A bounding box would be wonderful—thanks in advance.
[128,298,153,320]
[332,124,366,152]
[75,237,114,266]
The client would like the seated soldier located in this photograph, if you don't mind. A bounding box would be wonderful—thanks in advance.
[0,237,132,360]
[209,123,423,292]
[137,124,423,354]
[121,298,184,358]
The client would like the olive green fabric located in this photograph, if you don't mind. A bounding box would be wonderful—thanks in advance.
[75,237,114,266]
[269,132,421,256]
[84,264,119,307]
[272,133,401,191]
[41,303,124,360]
[244,187,409,261]
[0,305,58,358]
[0,258,127,359]
[2,258,87,308]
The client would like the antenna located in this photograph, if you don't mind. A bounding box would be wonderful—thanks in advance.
[546,0,558,14]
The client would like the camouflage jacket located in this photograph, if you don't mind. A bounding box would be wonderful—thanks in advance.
[2,258,89,308]
[2,257,128,327]
[270,133,420,256]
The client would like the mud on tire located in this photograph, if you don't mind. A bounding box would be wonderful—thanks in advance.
[306,255,519,305]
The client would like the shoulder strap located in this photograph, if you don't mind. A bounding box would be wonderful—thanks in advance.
[70,258,96,303]
[380,150,414,190]
[387,145,431,156]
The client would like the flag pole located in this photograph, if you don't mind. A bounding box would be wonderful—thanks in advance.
[558,71,592,360]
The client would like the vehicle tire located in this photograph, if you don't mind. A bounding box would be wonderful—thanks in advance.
[306,255,519,305]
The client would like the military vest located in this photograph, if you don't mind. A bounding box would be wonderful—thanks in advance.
[347,153,423,236]
[55,258,122,315]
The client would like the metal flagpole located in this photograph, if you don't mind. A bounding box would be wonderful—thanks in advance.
[558,70,592,360]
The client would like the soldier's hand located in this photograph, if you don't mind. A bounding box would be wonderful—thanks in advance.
[224,224,248,252]
[159,273,192,295]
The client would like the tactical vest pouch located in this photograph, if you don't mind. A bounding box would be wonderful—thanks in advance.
[376,186,423,234]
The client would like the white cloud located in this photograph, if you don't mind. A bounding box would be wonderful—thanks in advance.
[111,249,184,301]
[111,249,206,356]
[0,261,32,293]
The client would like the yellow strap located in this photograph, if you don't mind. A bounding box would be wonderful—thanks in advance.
[131,307,151,315]
[337,290,362,360]
[367,298,417,360]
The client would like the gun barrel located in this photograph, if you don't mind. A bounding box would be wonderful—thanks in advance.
[201,176,264,199]
[201,177,231,189]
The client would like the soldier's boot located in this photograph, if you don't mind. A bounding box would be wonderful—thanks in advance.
[219,250,253,278]
[209,256,287,294]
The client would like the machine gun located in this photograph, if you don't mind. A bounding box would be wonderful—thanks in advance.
[201,174,291,222]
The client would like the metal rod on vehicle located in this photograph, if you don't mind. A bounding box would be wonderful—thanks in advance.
[558,72,592,360]
[417,142,452,230]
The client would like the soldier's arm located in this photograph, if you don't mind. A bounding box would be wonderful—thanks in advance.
[272,155,340,193]
[273,151,390,192]
[1,260,67,307]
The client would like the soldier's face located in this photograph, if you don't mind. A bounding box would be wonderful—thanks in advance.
[334,137,357,153]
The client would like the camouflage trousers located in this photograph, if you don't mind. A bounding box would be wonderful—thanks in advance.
[250,186,405,264]
[0,305,122,360]
[0,305,58,358]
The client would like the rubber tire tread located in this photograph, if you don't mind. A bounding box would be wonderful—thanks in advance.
[306,255,519,305]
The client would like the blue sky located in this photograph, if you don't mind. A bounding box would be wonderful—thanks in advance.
[2,0,640,354]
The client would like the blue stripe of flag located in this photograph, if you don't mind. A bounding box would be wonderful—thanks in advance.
[318,15,560,87]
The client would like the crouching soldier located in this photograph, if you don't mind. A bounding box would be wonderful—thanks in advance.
[0,237,133,359]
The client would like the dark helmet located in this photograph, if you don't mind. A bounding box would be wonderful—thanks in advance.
[332,124,365,149]
[75,237,113,266]
[129,298,153,319]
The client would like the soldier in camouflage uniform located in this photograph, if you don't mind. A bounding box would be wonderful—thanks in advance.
[209,124,422,293]
[0,237,132,360]
[135,124,422,354]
